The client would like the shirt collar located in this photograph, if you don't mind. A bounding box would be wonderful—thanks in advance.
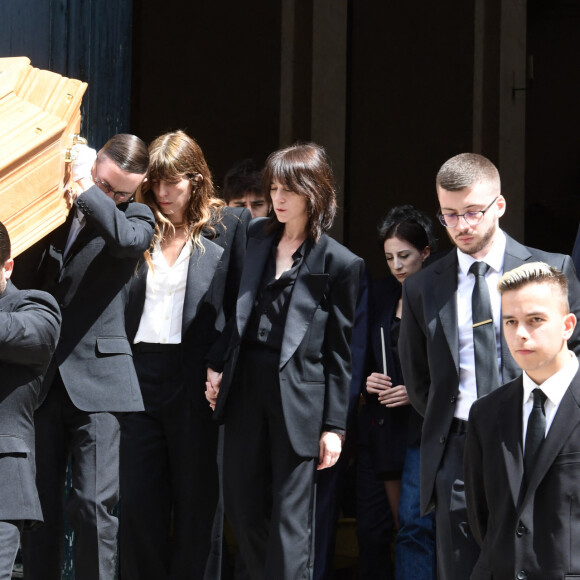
[457,229,506,277]
[151,238,193,267]
[75,207,86,226]
[522,351,579,407]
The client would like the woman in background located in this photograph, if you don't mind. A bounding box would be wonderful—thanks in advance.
[361,205,437,579]
[121,130,249,580]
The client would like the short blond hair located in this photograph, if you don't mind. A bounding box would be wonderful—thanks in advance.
[498,262,569,311]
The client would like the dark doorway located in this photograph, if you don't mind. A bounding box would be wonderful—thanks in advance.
[524,0,580,254]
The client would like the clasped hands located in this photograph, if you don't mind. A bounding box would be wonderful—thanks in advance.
[204,368,343,470]
[365,372,410,407]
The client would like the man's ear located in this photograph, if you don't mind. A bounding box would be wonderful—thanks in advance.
[3,258,14,280]
[563,312,577,341]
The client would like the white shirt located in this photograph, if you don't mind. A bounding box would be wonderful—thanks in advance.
[133,240,192,344]
[455,230,506,420]
[522,352,579,449]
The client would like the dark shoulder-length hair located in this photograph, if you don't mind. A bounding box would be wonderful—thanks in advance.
[377,205,437,252]
[262,142,337,242]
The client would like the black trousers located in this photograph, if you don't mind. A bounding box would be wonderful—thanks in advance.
[434,430,480,580]
[0,521,22,580]
[355,404,395,580]
[119,348,219,580]
[22,375,120,580]
[223,345,316,580]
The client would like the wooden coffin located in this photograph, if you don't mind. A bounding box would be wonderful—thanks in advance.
[0,57,87,257]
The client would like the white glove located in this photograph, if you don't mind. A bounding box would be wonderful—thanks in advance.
[71,144,97,182]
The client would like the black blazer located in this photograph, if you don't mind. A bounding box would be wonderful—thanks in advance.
[0,281,61,526]
[399,233,580,514]
[213,218,364,458]
[465,369,580,580]
[39,186,155,412]
[125,236,224,413]
[204,206,251,328]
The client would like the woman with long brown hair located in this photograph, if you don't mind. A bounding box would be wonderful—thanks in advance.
[121,130,249,580]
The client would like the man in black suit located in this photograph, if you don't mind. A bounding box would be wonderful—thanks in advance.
[0,221,61,577]
[398,153,580,579]
[465,262,580,580]
[21,135,155,580]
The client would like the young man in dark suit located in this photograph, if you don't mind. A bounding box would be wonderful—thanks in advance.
[0,221,61,577]
[398,153,580,579]
[21,135,155,580]
[465,262,580,580]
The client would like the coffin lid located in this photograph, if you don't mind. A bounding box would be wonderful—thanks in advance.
[0,57,88,257]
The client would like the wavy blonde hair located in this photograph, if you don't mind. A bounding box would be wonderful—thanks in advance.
[137,131,225,261]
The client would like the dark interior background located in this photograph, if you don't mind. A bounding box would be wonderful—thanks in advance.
[2,0,580,279]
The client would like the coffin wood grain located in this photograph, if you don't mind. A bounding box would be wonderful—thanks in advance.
[0,57,87,257]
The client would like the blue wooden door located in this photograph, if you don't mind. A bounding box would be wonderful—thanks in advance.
[0,0,133,149]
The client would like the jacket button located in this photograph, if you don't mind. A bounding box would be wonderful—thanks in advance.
[516,571,527,580]
[377,418,384,426]
[516,523,527,537]
[439,435,446,444]
[450,395,457,403]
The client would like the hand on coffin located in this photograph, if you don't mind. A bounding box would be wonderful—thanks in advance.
[71,144,97,183]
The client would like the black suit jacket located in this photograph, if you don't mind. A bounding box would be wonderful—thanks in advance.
[399,233,580,514]
[0,281,61,526]
[213,218,365,458]
[125,236,224,413]
[39,186,155,412]
[465,368,580,580]
[204,206,251,328]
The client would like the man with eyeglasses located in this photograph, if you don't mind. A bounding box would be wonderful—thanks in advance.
[21,134,155,580]
[398,152,580,580]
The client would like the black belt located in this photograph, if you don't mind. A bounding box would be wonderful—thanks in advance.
[450,417,468,435]
[133,342,182,353]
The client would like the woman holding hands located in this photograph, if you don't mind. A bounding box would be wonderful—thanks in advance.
[206,143,364,579]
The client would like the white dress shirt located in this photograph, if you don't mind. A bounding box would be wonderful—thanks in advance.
[522,352,579,449]
[455,230,506,420]
[133,240,192,345]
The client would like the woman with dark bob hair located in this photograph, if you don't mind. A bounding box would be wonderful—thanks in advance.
[206,142,364,579]
[121,130,250,579]
[360,205,437,579]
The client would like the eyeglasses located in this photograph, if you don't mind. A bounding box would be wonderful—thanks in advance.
[93,176,135,201]
[438,196,498,228]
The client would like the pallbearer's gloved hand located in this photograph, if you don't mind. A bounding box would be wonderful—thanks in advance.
[71,144,97,183]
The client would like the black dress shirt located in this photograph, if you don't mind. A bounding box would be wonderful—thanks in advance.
[245,239,306,351]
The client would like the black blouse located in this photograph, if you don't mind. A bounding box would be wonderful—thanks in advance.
[245,238,307,351]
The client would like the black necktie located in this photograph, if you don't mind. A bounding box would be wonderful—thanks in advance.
[469,261,499,397]
[524,388,547,483]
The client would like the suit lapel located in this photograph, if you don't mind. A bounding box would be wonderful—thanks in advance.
[182,239,223,334]
[125,260,148,342]
[497,378,525,508]
[236,231,274,338]
[63,222,97,266]
[519,370,580,512]
[435,250,460,375]
[47,211,76,268]
[279,236,329,370]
